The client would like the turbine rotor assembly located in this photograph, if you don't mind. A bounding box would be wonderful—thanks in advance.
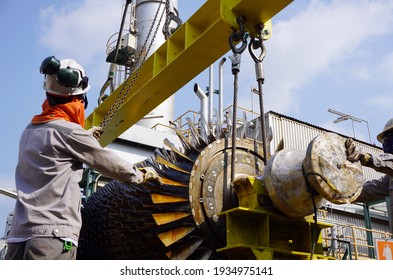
[77,132,265,260]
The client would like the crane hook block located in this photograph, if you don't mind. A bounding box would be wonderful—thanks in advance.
[220,0,292,38]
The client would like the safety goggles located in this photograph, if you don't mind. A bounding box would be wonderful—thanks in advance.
[382,131,393,154]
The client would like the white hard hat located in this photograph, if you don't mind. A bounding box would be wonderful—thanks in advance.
[377,118,393,143]
[41,57,90,96]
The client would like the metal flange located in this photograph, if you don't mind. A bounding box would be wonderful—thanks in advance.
[188,137,265,247]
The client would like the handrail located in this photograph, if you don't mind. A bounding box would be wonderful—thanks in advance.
[319,210,393,259]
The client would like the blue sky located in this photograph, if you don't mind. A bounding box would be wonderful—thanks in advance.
[1,0,393,237]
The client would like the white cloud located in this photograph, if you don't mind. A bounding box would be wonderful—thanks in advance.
[37,0,124,106]
[349,65,372,81]
[38,0,123,63]
[238,0,393,116]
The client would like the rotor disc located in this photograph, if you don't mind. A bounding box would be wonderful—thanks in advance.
[303,132,364,204]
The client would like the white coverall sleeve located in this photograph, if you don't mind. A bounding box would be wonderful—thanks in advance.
[66,128,144,184]
[369,153,393,177]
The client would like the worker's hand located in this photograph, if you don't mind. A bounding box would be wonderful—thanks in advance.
[87,126,104,141]
[345,138,361,162]
[139,167,162,185]
[345,138,371,165]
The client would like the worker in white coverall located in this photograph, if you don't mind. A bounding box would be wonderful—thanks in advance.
[345,118,393,234]
[5,56,157,260]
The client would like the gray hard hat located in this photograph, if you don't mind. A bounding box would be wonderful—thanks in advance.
[377,118,393,143]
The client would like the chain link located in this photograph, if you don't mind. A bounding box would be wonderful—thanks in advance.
[100,0,166,129]
[163,0,183,39]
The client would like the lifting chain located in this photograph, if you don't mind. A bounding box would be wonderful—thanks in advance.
[228,15,249,183]
[99,0,166,129]
[248,23,268,164]
[163,0,183,39]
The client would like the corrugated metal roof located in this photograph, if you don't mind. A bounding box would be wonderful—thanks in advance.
[266,110,382,148]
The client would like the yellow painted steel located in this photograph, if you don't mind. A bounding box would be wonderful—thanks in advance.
[85,0,293,146]
[221,0,292,37]
[217,175,335,259]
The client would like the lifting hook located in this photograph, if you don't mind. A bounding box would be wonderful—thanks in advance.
[228,16,249,55]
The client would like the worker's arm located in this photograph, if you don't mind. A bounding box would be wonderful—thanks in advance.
[355,175,390,203]
[67,127,144,184]
[345,138,393,177]
[368,154,393,177]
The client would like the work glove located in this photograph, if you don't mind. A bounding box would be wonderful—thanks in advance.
[87,126,104,141]
[139,167,162,185]
[345,138,372,166]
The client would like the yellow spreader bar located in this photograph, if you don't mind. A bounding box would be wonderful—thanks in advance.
[85,0,293,147]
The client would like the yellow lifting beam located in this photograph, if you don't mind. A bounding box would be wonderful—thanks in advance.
[85,0,293,147]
